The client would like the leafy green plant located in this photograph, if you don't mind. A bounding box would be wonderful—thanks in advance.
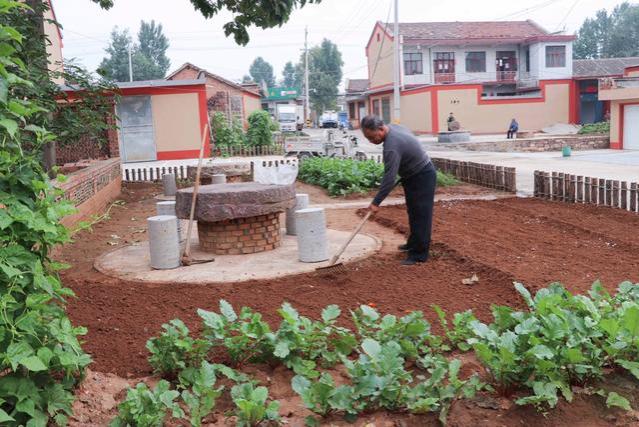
[211,112,246,148]
[292,372,356,423]
[179,362,224,427]
[247,110,276,146]
[351,305,434,359]
[198,300,275,366]
[578,121,610,135]
[433,306,477,351]
[231,382,281,426]
[0,2,91,424]
[146,319,211,378]
[110,380,184,427]
[274,303,357,377]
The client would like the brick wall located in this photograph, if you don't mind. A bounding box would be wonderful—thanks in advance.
[55,157,122,227]
[197,213,281,255]
[437,135,609,152]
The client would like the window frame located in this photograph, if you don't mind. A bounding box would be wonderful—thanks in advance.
[545,45,566,68]
[403,52,423,76]
[465,51,486,73]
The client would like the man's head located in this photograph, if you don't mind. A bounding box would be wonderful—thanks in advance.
[361,115,388,145]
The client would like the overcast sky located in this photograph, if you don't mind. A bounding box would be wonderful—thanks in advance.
[55,0,628,85]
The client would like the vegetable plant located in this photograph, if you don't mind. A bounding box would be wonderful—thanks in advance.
[146,319,211,378]
[230,383,281,426]
[179,362,224,427]
[110,380,184,427]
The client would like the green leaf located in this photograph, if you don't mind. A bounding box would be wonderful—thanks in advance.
[0,408,14,423]
[514,282,534,307]
[20,355,47,372]
[622,306,639,336]
[219,299,237,322]
[321,304,340,322]
[0,77,7,104]
[606,391,631,410]
[0,118,17,137]
[361,338,381,358]
[617,359,639,380]
[274,341,290,359]
[530,345,554,360]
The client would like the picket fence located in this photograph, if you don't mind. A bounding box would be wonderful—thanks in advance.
[431,158,517,193]
[533,171,639,213]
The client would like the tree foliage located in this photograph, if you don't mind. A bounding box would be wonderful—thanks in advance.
[574,2,639,59]
[91,0,322,45]
[99,21,170,81]
[249,57,275,88]
[281,61,298,87]
[308,39,342,115]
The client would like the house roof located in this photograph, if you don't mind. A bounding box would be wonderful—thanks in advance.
[166,62,260,95]
[573,57,639,79]
[346,79,369,93]
[379,20,574,46]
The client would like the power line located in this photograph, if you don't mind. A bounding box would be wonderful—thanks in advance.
[494,0,565,21]
[371,0,394,80]
[556,0,581,31]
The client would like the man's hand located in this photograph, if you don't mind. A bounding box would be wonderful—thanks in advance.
[367,203,380,215]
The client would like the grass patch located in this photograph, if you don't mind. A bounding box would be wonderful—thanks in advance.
[298,157,458,197]
[578,121,610,135]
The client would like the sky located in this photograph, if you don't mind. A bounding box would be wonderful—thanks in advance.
[55,0,630,85]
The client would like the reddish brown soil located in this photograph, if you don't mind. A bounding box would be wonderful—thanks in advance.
[58,183,639,426]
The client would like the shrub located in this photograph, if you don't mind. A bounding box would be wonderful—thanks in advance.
[247,110,276,146]
[110,381,183,427]
[211,112,246,148]
[578,121,610,135]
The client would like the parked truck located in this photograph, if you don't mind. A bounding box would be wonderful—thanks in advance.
[284,130,365,160]
[319,110,338,128]
[276,104,298,132]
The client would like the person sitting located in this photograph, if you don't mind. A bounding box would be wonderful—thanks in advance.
[507,118,519,139]
[447,113,456,131]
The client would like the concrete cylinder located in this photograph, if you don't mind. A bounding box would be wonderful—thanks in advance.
[286,193,309,236]
[211,174,226,184]
[162,173,177,196]
[147,215,180,269]
[156,201,181,239]
[295,207,328,263]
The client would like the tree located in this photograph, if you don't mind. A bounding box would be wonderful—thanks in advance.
[138,20,170,78]
[281,61,297,87]
[99,21,171,81]
[91,0,322,45]
[574,2,639,59]
[242,75,253,83]
[249,57,275,87]
[307,39,343,115]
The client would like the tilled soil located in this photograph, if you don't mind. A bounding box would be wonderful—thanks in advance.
[59,183,639,426]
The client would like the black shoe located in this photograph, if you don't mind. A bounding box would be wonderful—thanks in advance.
[398,244,411,252]
[401,257,426,266]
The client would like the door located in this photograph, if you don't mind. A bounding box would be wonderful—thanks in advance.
[118,96,156,162]
[358,102,366,122]
[434,52,455,83]
[496,51,517,82]
[381,97,391,124]
[624,105,639,150]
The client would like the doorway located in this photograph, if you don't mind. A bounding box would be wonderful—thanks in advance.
[496,51,517,82]
[118,96,156,162]
[434,52,455,84]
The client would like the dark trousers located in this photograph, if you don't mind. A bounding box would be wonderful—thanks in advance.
[507,129,517,139]
[402,162,437,261]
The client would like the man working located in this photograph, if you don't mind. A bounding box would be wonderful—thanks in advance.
[361,115,436,265]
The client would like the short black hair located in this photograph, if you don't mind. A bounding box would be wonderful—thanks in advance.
[360,115,385,130]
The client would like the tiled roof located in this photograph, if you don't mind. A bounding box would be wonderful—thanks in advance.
[573,57,639,78]
[385,20,550,41]
[166,62,260,95]
[346,79,369,93]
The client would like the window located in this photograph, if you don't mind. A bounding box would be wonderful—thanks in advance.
[525,49,530,72]
[545,45,566,68]
[403,52,423,75]
[372,99,380,116]
[465,52,486,73]
[381,97,391,123]
[349,102,356,118]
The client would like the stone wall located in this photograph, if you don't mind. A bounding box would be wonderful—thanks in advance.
[437,135,609,152]
[55,157,122,227]
[55,109,119,165]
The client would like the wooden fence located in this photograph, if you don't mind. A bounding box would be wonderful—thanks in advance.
[431,158,517,193]
[123,159,298,183]
[216,144,284,157]
[533,171,639,213]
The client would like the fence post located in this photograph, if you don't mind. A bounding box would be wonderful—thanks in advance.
[605,180,612,206]
[557,173,565,201]
[551,172,558,201]
[621,182,628,210]
[584,177,591,204]
[631,183,638,213]
[598,178,605,205]
[533,171,540,198]
[577,176,583,203]
[612,181,620,208]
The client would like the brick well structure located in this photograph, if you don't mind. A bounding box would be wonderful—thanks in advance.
[198,213,281,255]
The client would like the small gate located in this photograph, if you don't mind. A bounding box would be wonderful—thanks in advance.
[118,96,157,163]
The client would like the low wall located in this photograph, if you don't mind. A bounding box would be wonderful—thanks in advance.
[55,157,122,227]
[438,135,609,152]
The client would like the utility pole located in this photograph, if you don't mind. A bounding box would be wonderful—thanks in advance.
[392,0,401,123]
[128,45,133,82]
[304,26,310,124]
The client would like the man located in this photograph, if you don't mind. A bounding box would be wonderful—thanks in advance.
[447,112,456,131]
[362,115,437,265]
[507,118,519,139]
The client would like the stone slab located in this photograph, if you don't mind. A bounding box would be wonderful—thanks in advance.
[94,227,380,284]
[187,163,251,180]
[175,182,295,222]
[438,131,471,143]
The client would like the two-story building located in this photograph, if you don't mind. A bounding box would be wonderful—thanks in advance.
[365,20,577,134]
[598,65,639,150]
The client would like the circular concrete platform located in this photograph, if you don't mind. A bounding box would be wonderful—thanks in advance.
[94,225,380,284]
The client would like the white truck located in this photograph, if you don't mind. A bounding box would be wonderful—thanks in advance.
[319,110,338,128]
[276,104,298,132]
[284,130,365,160]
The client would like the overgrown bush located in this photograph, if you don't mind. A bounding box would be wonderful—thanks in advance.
[298,157,459,197]
[0,2,91,424]
[246,110,276,146]
[578,121,610,135]
[211,111,246,148]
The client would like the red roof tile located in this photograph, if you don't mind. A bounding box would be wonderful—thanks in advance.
[386,20,551,42]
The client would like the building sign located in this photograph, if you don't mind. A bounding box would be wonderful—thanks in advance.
[264,87,301,101]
